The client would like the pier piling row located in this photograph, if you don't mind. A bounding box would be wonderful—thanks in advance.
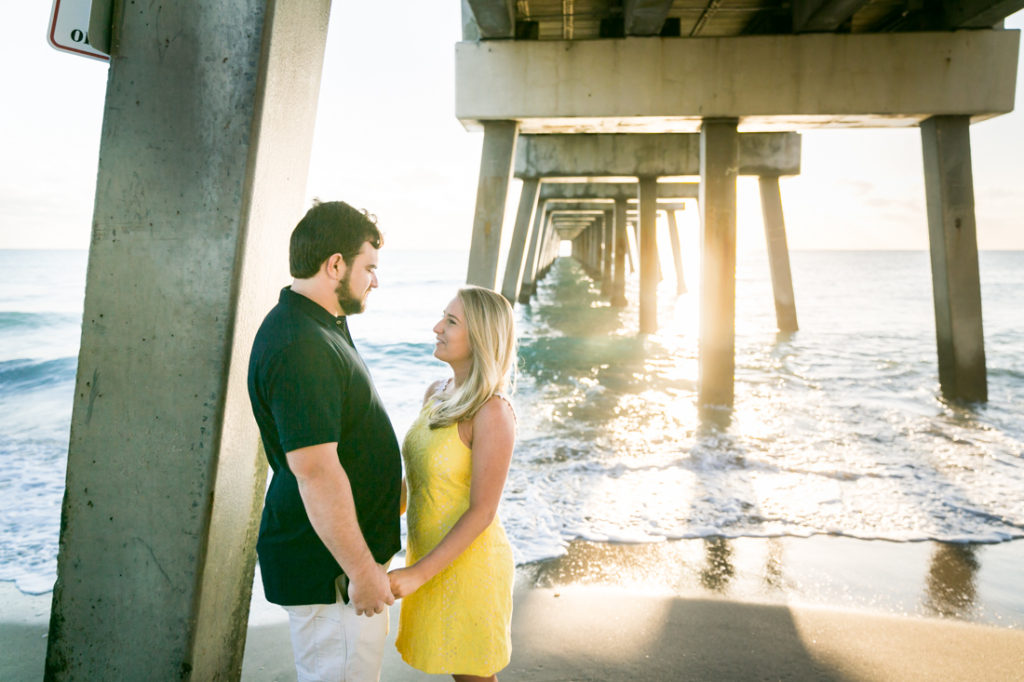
[472,131,802,406]
[457,25,1018,405]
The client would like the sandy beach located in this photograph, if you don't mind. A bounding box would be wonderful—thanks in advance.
[4,537,1023,681]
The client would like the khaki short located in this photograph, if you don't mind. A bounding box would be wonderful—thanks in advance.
[283,575,390,682]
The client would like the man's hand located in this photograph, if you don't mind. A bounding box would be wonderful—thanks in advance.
[387,564,428,599]
[347,564,394,617]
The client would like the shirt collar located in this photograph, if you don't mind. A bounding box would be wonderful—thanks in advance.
[280,286,346,331]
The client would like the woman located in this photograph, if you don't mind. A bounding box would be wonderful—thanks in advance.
[389,286,517,682]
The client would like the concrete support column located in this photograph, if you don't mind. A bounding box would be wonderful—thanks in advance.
[666,209,687,295]
[518,201,547,303]
[699,119,740,406]
[541,210,555,275]
[467,120,519,288]
[612,197,629,307]
[758,176,798,333]
[921,115,987,402]
[584,225,593,273]
[45,2,331,679]
[547,224,559,272]
[638,176,660,334]
[601,208,613,296]
[630,220,640,274]
[539,217,556,278]
[501,177,540,303]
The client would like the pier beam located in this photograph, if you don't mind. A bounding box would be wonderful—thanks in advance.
[699,119,740,407]
[46,1,330,679]
[758,176,799,333]
[665,209,687,295]
[501,177,540,303]
[638,176,659,334]
[467,120,519,288]
[612,197,629,307]
[921,115,987,402]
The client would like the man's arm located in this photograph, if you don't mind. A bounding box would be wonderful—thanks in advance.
[286,442,394,616]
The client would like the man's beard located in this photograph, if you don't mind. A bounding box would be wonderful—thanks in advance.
[335,270,366,315]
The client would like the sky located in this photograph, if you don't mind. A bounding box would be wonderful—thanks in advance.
[0,4,1021,253]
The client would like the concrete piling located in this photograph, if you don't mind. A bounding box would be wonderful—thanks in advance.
[638,177,660,334]
[501,177,540,303]
[46,1,331,679]
[598,208,606,296]
[921,115,987,402]
[699,119,740,407]
[666,209,687,295]
[467,120,519,288]
[519,201,547,303]
[612,197,629,307]
[758,176,798,333]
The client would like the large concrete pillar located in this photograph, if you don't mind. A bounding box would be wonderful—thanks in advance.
[758,176,798,333]
[45,2,330,680]
[518,200,547,303]
[666,209,687,295]
[638,176,659,334]
[611,197,628,307]
[601,208,613,296]
[921,115,987,402]
[501,177,540,303]
[467,120,519,288]
[699,119,740,407]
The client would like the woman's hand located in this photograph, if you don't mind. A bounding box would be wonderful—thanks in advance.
[388,565,428,599]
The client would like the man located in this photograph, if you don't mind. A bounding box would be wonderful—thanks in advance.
[247,200,402,681]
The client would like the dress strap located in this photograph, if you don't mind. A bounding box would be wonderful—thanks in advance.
[492,392,517,423]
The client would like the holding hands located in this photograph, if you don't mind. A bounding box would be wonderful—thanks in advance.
[348,563,395,617]
[388,564,428,599]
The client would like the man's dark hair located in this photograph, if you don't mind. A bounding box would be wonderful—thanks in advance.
[289,200,383,278]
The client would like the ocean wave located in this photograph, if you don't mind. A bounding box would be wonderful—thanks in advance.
[0,357,77,393]
[0,311,80,331]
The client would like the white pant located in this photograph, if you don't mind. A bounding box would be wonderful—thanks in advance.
[283,577,389,682]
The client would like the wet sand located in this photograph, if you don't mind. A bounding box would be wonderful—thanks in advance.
[4,537,1023,681]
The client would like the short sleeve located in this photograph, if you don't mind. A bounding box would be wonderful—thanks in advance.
[265,338,347,455]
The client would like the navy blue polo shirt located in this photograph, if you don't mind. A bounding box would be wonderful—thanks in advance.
[247,287,402,605]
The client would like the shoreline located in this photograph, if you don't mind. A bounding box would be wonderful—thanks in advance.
[4,537,1023,680]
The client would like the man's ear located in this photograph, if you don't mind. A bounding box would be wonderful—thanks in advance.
[324,253,346,280]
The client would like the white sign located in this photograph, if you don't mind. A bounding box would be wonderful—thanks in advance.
[48,0,109,62]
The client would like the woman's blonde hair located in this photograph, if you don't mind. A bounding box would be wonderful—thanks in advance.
[427,286,517,429]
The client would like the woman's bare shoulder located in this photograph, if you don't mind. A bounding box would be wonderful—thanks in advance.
[477,393,516,426]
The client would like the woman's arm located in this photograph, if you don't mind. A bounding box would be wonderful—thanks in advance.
[389,396,515,597]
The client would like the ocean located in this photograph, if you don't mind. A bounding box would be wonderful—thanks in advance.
[1,247,1022,603]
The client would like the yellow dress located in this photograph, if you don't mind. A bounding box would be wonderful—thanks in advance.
[395,402,514,675]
